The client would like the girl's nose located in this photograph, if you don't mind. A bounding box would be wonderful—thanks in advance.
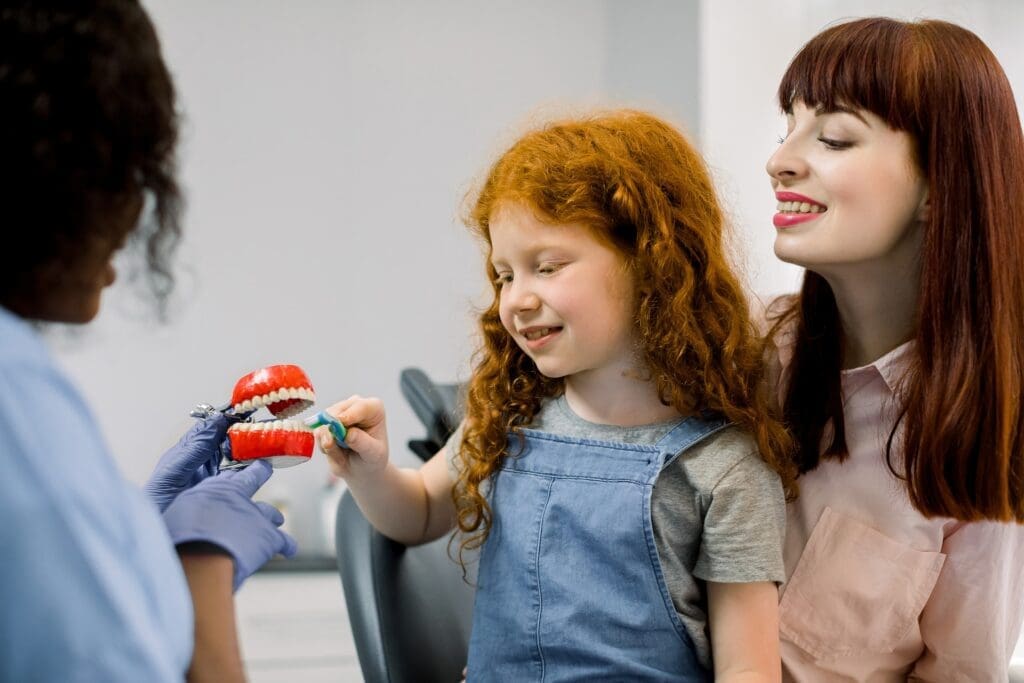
[506,280,541,313]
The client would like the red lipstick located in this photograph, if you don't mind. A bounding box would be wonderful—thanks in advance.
[775,191,825,206]
[773,191,827,228]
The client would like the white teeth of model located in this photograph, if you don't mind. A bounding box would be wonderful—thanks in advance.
[286,387,298,399]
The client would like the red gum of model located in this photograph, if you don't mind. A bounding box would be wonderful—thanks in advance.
[228,429,314,462]
[231,364,314,417]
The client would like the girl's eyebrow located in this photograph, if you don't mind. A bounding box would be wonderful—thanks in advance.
[491,242,572,267]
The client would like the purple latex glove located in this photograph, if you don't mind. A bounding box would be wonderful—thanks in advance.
[144,413,230,512]
[162,460,298,591]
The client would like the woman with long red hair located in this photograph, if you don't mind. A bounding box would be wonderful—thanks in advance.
[766,17,1024,680]
[322,109,796,681]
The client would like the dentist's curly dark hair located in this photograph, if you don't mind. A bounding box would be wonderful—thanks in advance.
[0,0,181,320]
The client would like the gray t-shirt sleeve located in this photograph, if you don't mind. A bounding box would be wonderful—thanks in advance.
[692,450,786,584]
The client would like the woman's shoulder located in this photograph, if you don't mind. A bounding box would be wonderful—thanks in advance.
[750,292,798,331]
[752,293,800,394]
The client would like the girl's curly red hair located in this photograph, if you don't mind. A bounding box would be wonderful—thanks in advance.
[455,110,797,560]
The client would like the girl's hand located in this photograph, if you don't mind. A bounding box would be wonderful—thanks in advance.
[318,395,390,481]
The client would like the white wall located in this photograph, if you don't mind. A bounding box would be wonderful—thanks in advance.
[700,0,1024,302]
[51,0,699,554]
[46,0,1024,556]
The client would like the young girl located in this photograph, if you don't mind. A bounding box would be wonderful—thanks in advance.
[766,17,1024,681]
[322,110,796,681]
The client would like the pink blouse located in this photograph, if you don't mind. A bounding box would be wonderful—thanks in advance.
[779,341,1024,682]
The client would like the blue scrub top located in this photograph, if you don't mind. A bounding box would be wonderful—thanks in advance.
[0,307,192,681]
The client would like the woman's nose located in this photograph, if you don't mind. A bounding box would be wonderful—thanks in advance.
[766,139,807,182]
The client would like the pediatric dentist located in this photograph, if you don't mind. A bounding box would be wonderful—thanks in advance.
[0,2,295,681]
[765,17,1024,681]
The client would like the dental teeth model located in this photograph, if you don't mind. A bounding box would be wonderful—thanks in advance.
[225,364,319,468]
[230,364,316,419]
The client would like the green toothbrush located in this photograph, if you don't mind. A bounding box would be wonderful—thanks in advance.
[303,411,348,447]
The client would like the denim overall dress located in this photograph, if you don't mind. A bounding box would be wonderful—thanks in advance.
[466,414,729,682]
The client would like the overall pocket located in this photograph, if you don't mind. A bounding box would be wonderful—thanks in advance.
[779,506,945,659]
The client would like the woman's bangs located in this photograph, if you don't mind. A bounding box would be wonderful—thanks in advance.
[777,19,910,128]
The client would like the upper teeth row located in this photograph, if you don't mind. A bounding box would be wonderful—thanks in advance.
[229,419,311,432]
[777,201,824,214]
[525,327,554,341]
[233,386,315,413]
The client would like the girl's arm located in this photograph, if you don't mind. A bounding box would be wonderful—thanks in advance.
[707,581,781,683]
[319,395,457,545]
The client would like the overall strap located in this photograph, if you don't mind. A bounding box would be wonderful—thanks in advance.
[655,412,732,469]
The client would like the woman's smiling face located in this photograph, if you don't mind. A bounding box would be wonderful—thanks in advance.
[765,100,929,277]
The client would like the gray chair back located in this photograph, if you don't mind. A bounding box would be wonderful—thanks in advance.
[336,490,475,682]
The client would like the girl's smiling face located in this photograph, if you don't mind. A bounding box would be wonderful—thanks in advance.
[766,100,929,277]
[488,202,638,386]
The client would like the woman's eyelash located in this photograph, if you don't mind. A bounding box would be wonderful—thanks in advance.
[818,136,852,150]
[776,134,853,150]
